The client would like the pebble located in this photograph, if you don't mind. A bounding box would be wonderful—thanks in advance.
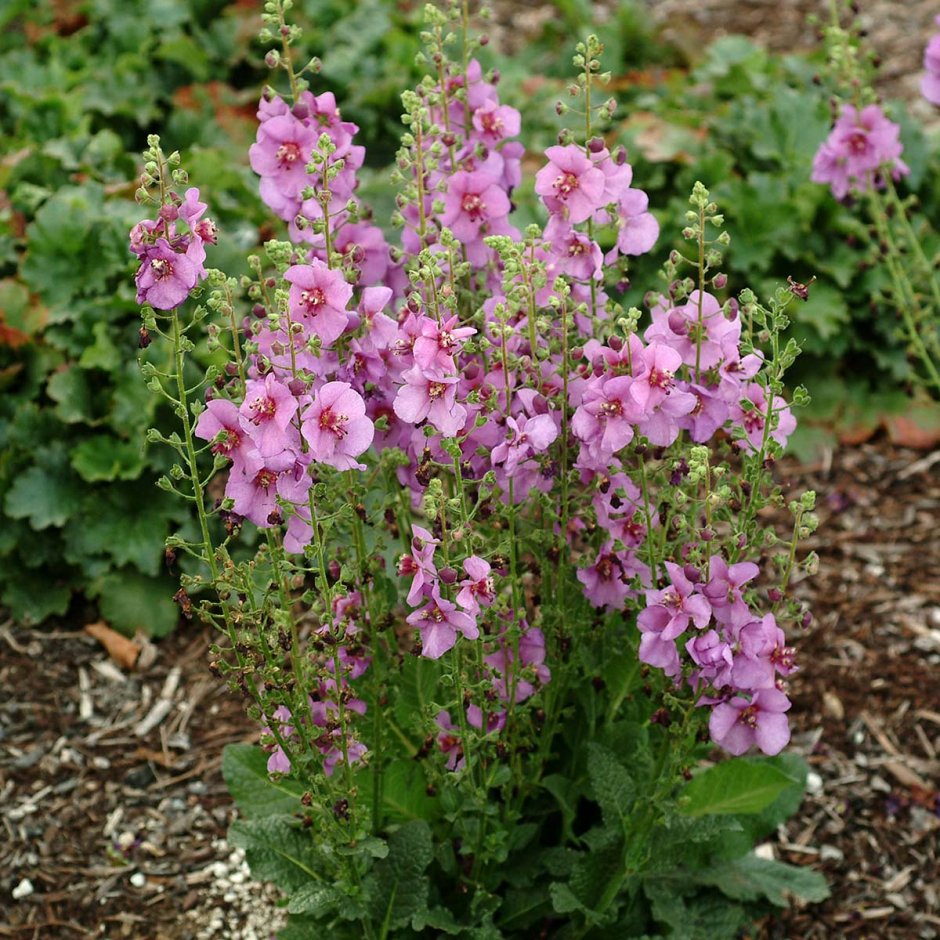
[130,872,146,888]
[806,771,824,795]
[12,878,34,900]
[820,844,844,862]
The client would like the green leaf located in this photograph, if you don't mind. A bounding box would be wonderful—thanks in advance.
[286,882,343,916]
[89,568,179,637]
[411,905,463,934]
[587,742,635,828]
[222,744,305,818]
[1,568,72,625]
[364,820,433,931]
[229,815,324,893]
[679,757,800,817]
[78,321,122,370]
[4,458,82,529]
[70,435,145,482]
[698,854,830,907]
[380,759,436,822]
[47,366,98,425]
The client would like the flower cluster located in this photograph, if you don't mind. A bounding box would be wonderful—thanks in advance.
[637,558,796,755]
[130,187,216,309]
[811,103,909,200]
[134,20,810,785]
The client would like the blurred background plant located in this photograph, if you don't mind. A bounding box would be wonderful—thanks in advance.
[1,0,935,632]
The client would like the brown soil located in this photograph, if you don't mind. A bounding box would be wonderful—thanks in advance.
[2,435,938,938]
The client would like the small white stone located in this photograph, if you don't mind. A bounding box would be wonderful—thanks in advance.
[130,872,146,888]
[222,891,237,903]
[229,871,245,884]
[12,879,34,900]
[820,844,844,862]
[753,842,776,860]
[806,771,824,794]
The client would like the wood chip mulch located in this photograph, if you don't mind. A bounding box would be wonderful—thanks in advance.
[1,436,938,939]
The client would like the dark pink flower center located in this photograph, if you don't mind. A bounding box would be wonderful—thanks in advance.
[255,469,278,490]
[480,112,503,137]
[427,604,445,623]
[319,407,348,439]
[151,258,173,280]
[596,556,614,581]
[743,411,764,435]
[847,130,870,155]
[460,192,486,221]
[247,395,276,424]
[599,400,623,418]
[553,171,580,198]
[300,287,327,313]
[276,141,302,166]
[648,367,673,390]
[428,381,448,400]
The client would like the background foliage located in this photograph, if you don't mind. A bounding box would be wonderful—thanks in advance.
[0,0,933,631]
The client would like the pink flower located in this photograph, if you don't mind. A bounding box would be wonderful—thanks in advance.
[811,103,908,200]
[471,100,521,141]
[393,366,467,437]
[731,384,797,452]
[491,413,558,474]
[239,373,299,458]
[456,555,495,614]
[440,169,512,244]
[534,145,606,224]
[300,382,374,470]
[194,398,251,466]
[402,525,439,606]
[134,239,198,310]
[640,561,712,642]
[249,112,317,200]
[407,586,479,660]
[284,260,352,346]
[413,315,476,372]
[709,689,791,756]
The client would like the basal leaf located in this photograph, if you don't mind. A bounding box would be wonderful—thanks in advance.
[222,743,305,819]
[678,757,799,818]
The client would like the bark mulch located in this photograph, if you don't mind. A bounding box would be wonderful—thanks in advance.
[1,436,938,938]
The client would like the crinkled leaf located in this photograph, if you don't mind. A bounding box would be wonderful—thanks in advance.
[411,905,463,934]
[364,820,433,931]
[286,882,343,917]
[228,815,324,893]
[696,854,830,907]
[587,742,635,829]
[222,744,305,819]
[47,366,98,425]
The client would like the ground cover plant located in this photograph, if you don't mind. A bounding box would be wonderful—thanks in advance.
[129,1,833,935]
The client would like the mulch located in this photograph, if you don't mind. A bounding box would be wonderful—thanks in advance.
[1,435,938,939]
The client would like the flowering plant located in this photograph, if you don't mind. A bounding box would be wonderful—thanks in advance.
[133,1,826,935]
[811,2,939,396]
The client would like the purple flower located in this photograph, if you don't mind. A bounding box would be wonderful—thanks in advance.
[534,145,606,224]
[284,260,352,346]
[393,366,467,437]
[708,689,791,756]
[811,103,908,200]
[407,586,479,660]
[702,555,760,628]
[239,373,299,458]
[402,525,440,606]
[440,169,512,244]
[300,382,374,471]
[456,555,495,614]
[640,561,712,641]
[194,398,250,466]
[135,239,198,310]
[491,413,558,474]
